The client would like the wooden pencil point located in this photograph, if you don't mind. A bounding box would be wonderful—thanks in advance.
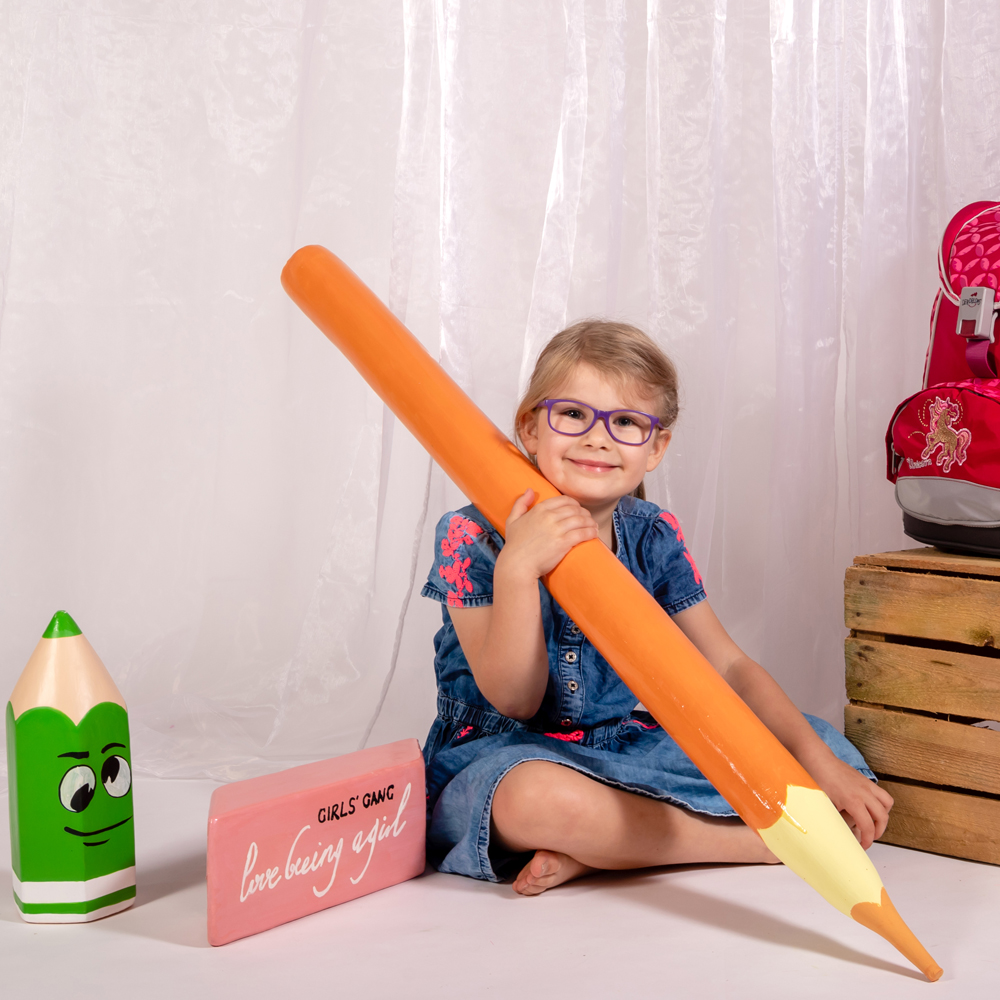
[852,888,943,982]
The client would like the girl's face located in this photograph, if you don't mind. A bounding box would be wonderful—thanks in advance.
[518,363,671,510]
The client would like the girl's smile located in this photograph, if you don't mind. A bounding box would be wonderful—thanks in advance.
[568,458,618,472]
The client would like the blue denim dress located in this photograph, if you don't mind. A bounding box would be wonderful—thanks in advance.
[420,497,874,882]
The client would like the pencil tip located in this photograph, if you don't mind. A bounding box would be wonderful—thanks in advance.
[852,888,942,981]
[42,611,82,639]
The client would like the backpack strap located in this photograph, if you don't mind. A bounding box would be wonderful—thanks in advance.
[966,339,996,378]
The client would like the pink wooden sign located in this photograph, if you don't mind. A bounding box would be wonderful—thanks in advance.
[207,738,425,946]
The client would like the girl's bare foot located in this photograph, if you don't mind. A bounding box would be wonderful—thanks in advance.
[512,850,596,896]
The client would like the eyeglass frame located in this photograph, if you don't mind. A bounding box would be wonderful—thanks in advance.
[537,398,662,446]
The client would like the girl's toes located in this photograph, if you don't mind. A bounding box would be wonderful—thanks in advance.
[513,851,593,895]
[513,851,561,895]
[529,851,558,882]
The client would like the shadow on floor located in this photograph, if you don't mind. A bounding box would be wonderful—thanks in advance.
[0,852,210,946]
[135,851,207,907]
[106,850,210,948]
[588,866,925,980]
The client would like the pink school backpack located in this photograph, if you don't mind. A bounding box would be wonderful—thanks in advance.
[886,201,1000,555]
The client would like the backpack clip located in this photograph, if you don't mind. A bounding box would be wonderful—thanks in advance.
[956,286,998,377]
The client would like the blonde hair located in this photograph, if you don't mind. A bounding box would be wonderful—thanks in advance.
[514,320,679,500]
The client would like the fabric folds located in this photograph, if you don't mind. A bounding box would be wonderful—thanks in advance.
[0,0,996,778]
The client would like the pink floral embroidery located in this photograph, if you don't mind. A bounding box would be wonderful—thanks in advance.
[659,511,703,587]
[544,730,584,742]
[628,717,658,730]
[456,725,474,740]
[658,510,685,541]
[683,550,703,587]
[439,515,483,607]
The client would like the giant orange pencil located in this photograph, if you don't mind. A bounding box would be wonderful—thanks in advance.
[282,245,942,981]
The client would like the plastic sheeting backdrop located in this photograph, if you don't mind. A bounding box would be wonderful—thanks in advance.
[1,1,998,779]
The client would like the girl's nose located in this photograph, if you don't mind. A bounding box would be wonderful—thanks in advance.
[582,418,614,445]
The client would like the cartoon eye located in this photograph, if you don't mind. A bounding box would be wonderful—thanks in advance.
[101,755,131,798]
[59,765,97,813]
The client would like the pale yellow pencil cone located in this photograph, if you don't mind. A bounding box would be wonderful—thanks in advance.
[758,784,884,914]
[9,634,125,724]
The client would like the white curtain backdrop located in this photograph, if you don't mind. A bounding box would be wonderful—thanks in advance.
[2,0,998,780]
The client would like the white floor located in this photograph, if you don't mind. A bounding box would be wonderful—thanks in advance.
[1,775,997,999]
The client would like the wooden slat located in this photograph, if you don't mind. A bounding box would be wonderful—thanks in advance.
[844,704,1000,794]
[845,636,1000,720]
[844,565,1000,647]
[877,779,1000,865]
[854,547,1000,578]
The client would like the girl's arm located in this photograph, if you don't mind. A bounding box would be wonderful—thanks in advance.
[447,490,598,719]
[672,600,894,849]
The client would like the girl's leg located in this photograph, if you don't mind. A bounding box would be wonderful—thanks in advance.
[491,759,776,896]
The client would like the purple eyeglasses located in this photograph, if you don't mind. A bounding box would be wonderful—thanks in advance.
[539,399,661,446]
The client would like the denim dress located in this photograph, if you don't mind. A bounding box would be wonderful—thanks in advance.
[420,496,874,882]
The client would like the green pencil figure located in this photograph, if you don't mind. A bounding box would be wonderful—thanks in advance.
[6,611,135,922]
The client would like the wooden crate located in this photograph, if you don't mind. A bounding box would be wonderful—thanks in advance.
[844,547,1000,865]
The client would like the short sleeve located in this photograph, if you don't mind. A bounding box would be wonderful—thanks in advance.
[645,509,706,615]
[421,508,500,608]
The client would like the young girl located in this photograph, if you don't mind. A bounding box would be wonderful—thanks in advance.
[420,321,891,895]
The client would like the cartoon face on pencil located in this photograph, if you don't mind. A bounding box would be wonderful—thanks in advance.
[59,740,132,849]
[239,782,411,903]
[20,704,134,860]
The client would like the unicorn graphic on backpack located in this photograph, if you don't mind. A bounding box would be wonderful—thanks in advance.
[921,396,972,474]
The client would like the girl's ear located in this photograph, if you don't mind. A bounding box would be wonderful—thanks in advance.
[518,409,540,456]
[645,428,671,473]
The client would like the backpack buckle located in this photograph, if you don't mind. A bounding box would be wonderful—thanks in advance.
[957,286,999,377]
[956,286,996,343]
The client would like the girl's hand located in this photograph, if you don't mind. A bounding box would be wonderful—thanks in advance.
[805,753,894,849]
[500,489,599,580]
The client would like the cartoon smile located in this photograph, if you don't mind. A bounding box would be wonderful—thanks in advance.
[63,816,133,838]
